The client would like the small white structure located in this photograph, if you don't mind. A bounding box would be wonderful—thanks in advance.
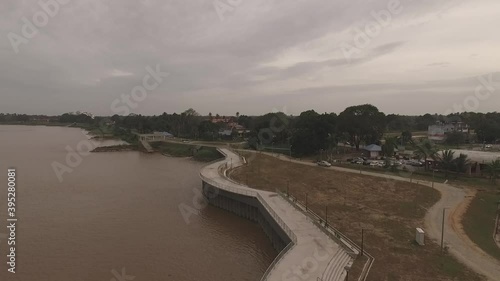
[416,228,425,246]
[138,132,173,141]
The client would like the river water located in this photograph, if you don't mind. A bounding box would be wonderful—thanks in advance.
[0,125,275,281]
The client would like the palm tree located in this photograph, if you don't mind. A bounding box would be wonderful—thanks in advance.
[401,131,412,145]
[412,140,438,171]
[382,137,398,158]
[454,153,471,178]
[486,160,500,184]
[438,149,455,179]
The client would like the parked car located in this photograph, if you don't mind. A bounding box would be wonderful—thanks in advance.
[317,160,331,167]
[351,157,362,164]
[485,144,493,148]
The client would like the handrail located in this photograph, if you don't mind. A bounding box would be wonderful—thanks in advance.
[260,241,294,281]
[277,190,375,281]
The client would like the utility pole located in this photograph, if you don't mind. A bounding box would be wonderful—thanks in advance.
[305,193,308,211]
[325,206,328,227]
[361,229,364,256]
[287,180,289,197]
[432,169,435,188]
[441,208,447,253]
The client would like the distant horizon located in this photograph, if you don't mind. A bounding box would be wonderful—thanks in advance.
[2,1,499,116]
[1,107,499,118]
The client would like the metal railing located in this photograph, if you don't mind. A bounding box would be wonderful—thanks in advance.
[277,190,375,281]
[260,241,295,281]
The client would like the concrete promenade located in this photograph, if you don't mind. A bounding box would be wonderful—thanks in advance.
[200,148,354,281]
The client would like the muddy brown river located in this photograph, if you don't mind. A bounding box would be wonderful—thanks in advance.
[0,125,275,281]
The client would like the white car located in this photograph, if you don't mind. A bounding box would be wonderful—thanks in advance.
[317,161,331,167]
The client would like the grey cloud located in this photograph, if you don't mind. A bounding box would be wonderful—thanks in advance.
[0,0,497,115]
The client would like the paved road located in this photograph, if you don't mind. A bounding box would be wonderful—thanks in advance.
[254,151,500,281]
[424,184,500,281]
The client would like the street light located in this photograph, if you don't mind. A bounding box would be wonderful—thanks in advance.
[305,193,308,211]
[432,169,436,188]
[361,229,365,256]
[441,207,449,253]
[344,265,351,281]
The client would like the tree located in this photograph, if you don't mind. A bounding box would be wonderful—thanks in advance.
[290,110,337,156]
[454,153,471,178]
[415,114,436,131]
[445,131,466,146]
[486,160,500,184]
[438,149,456,179]
[338,104,386,150]
[381,137,398,158]
[401,131,412,145]
[413,139,438,171]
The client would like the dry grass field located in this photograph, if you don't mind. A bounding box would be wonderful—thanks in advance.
[230,152,484,281]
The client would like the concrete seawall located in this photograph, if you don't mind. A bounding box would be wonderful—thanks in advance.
[200,148,355,281]
[202,182,291,252]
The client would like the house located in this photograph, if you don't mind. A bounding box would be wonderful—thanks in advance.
[363,144,382,159]
[138,131,174,141]
[428,121,469,142]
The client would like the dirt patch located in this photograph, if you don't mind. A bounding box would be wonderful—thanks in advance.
[232,152,484,281]
[450,190,486,255]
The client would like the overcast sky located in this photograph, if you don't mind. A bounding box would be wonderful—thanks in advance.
[1,0,499,116]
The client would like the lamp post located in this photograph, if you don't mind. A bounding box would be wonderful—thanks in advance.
[361,229,364,256]
[441,207,448,253]
[344,265,351,281]
[325,206,328,227]
[305,193,308,211]
[432,169,435,188]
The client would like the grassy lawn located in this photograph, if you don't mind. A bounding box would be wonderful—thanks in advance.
[327,161,496,190]
[150,142,223,162]
[230,152,484,281]
[462,189,500,260]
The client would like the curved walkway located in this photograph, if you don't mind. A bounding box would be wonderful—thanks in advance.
[256,151,500,281]
[200,149,354,281]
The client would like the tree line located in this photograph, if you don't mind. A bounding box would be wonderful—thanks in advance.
[2,105,500,153]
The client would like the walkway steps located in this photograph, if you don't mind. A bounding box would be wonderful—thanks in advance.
[139,140,154,153]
